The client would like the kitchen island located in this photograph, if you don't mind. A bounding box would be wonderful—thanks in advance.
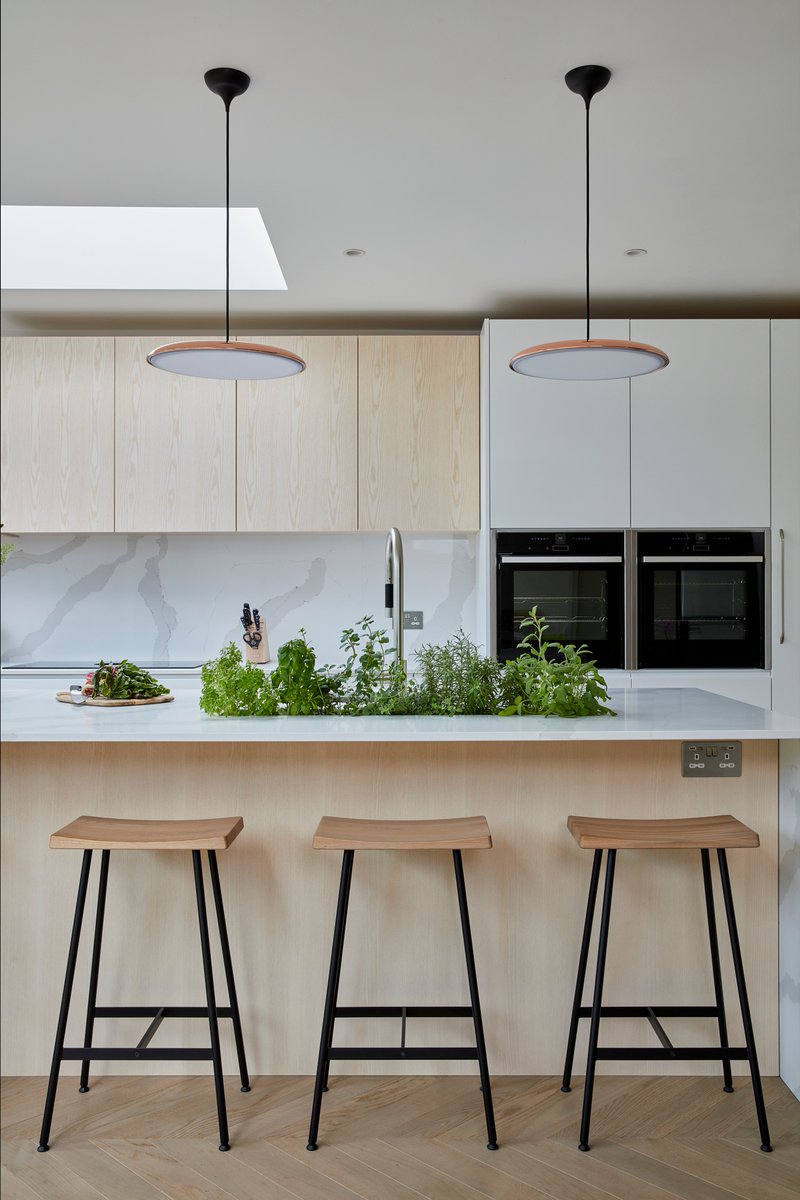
[2,685,798,1093]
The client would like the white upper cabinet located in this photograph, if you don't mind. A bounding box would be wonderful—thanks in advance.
[630,320,770,527]
[487,320,631,529]
[771,318,800,716]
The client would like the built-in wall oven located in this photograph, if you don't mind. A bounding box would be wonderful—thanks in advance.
[495,531,626,666]
[636,530,767,669]
[495,529,767,671]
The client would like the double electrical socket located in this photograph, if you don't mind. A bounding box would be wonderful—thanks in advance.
[681,742,742,777]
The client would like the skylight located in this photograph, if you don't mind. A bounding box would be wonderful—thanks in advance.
[0,206,288,290]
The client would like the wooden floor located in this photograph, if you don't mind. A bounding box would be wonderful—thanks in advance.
[2,1075,799,1200]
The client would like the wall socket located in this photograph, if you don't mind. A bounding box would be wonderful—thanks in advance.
[681,742,742,777]
[403,611,424,630]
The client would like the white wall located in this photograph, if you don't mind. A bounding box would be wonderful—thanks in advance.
[0,532,480,667]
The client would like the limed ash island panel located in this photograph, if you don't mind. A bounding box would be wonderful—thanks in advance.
[1,687,798,1085]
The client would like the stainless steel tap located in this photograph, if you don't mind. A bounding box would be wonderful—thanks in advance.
[385,527,405,670]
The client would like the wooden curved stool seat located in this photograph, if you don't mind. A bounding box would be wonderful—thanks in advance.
[50,814,244,851]
[562,812,771,1155]
[38,814,250,1155]
[312,814,492,851]
[567,813,760,850]
[307,814,498,1153]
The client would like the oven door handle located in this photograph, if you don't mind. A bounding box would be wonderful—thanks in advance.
[640,555,765,564]
[499,555,623,564]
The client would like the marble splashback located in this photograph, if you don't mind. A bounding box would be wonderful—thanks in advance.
[0,533,479,667]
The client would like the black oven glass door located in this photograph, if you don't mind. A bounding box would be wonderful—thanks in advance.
[638,559,765,668]
[497,560,624,667]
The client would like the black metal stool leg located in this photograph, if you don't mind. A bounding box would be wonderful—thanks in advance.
[717,849,772,1152]
[207,850,251,1093]
[38,849,93,1152]
[192,850,230,1151]
[701,849,733,1092]
[453,849,498,1151]
[78,849,110,1093]
[578,848,616,1152]
[562,849,602,1092]
[307,849,354,1151]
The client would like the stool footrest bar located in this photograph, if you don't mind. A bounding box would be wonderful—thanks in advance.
[594,1047,749,1061]
[93,1006,233,1018]
[61,1047,215,1061]
[334,1006,473,1018]
[577,1005,719,1018]
[329,1047,480,1061]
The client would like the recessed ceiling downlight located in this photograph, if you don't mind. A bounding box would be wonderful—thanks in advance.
[344,248,366,256]
[624,247,648,257]
[509,66,668,382]
[148,68,305,382]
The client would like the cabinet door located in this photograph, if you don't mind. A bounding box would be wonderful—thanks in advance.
[1,337,114,532]
[237,336,357,531]
[114,337,236,532]
[630,320,770,527]
[359,335,479,531]
[771,319,800,716]
[487,320,631,529]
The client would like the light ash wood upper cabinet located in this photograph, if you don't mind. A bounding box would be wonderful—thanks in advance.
[237,336,357,531]
[487,320,631,528]
[1,336,114,532]
[630,319,770,527]
[114,337,236,532]
[358,335,479,531]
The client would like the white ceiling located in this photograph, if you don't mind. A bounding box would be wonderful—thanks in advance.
[2,0,799,334]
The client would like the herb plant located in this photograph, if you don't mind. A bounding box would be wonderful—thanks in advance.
[498,609,615,718]
[198,609,615,719]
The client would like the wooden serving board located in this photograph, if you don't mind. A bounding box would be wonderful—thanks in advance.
[56,692,174,707]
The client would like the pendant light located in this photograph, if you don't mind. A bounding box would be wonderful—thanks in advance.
[148,68,305,381]
[509,65,668,381]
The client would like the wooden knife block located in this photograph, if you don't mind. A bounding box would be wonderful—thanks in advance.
[243,623,269,665]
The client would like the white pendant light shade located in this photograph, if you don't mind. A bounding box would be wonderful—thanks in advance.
[510,65,669,383]
[147,340,305,380]
[147,68,305,383]
[510,339,669,381]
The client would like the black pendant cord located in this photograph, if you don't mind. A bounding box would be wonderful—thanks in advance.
[585,100,591,343]
[225,99,231,345]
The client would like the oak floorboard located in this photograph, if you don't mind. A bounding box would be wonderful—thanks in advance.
[489,1136,687,1200]
[626,1136,799,1200]
[98,1137,241,1200]
[382,1137,576,1200]
[2,1076,799,1200]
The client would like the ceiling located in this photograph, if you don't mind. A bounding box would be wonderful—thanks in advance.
[2,0,799,335]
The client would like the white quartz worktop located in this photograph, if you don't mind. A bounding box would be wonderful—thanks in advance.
[2,685,799,743]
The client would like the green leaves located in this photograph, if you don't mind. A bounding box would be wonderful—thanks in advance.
[91,660,170,700]
[497,608,616,718]
[198,609,616,719]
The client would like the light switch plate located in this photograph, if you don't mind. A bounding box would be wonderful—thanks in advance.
[403,611,423,630]
[681,742,742,777]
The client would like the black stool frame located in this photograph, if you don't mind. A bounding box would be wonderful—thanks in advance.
[307,848,498,1151]
[561,847,772,1153]
[38,848,250,1153]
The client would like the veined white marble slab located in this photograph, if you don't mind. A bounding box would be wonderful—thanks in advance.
[2,687,799,744]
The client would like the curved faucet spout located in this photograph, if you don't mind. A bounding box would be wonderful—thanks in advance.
[385,527,405,670]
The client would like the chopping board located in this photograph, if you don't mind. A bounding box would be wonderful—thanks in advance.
[56,691,174,707]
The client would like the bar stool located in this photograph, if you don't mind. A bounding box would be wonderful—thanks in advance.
[306,815,498,1151]
[37,815,250,1153]
[561,813,771,1153]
